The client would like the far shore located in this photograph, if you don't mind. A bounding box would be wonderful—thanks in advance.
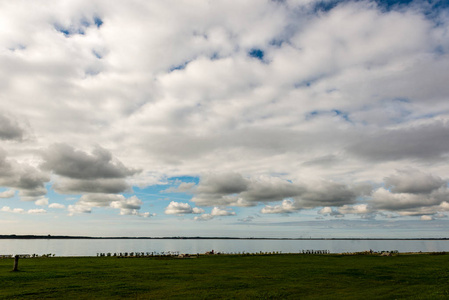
[1,234,448,240]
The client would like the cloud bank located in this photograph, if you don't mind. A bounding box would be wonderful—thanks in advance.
[1,0,449,235]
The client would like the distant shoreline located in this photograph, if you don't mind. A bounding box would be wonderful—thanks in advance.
[1,235,448,240]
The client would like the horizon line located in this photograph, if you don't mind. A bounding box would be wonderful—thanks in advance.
[1,235,448,240]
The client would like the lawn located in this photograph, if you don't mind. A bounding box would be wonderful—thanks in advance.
[1,254,448,299]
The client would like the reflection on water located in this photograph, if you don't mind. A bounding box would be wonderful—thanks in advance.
[0,239,448,257]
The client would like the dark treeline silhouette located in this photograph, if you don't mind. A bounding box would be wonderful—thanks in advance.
[1,235,448,240]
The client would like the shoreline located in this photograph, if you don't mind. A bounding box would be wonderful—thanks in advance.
[1,235,448,240]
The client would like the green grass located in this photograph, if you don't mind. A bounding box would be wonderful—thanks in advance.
[1,254,448,299]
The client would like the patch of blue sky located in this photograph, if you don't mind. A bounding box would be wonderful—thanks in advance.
[130,176,199,216]
[312,0,341,13]
[94,17,103,28]
[0,187,14,193]
[434,45,446,55]
[169,61,190,72]
[310,0,447,15]
[294,75,325,88]
[92,50,103,59]
[332,109,352,122]
[305,109,352,123]
[8,44,26,52]
[80,18,91,28]
[0,193,17,210]
[305,110,320,120]
[54,24,71,36]
[54,25,85,37]
[392,97,410,104]
[295,81,312,88]
[385,98,412,122]
[54,16,103,38]
[46,183,77,205]
[210,52,220,60]
[413,112,440,121]
[168,175,199,185]
[84,69,100,77]
[248,48,264,61]
[132,176,198,200]
[374,0,414,10]
[269,39,284,47]
[4,199,39,212]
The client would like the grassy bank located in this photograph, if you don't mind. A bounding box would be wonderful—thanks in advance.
[1,254,448,299]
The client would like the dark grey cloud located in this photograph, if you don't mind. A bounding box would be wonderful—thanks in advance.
[301,155,340,167]
[0,113,25,141]
[371,187,446,211]
[296,182,358,208]
[53,178,130,194]
[137,127,347,164]
[347,121,449,162]
[42,143,140,180]
[242,179,306,203]
[190,173,362,211]
[0,148,49,199]
[191,174,304,207]
[79,193,125,207]
[368,169,449,216]
[196,173,249,195]
[41,144,139,194]
[385,169,446,194]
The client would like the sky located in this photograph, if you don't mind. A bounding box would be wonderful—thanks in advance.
[1,0,449,238]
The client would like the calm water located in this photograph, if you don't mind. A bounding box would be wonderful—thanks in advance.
[1,239,448,256]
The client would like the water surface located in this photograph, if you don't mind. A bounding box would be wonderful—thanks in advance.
[1,239,448,256]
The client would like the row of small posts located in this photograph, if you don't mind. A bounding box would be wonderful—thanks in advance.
[301,250,330,254]
[97,251,181,257]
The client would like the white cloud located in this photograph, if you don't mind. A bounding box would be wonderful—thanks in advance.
[110,195,153,216]
[0,190,15,198]
[440,201,449,211]
[193,207,236,221]
[211,207,236,216]
[28,208,46,214]
[338,204,370,215]
[194,214,214,221]
[261,199,297,214]
[68,204,92,215]
[164,201,204,215]
[0,206,46,214]
[49,203,65,209]
[1,206,25,214]
[110,195,141,210]
[162,182,196,193]
[35,197,49,206]
[318,207,333,215]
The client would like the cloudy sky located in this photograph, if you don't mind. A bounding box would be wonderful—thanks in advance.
[1,0,449,238]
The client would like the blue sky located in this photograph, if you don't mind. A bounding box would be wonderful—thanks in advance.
[1,0,449,237]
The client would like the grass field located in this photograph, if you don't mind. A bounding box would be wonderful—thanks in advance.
[1,254,448,299]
